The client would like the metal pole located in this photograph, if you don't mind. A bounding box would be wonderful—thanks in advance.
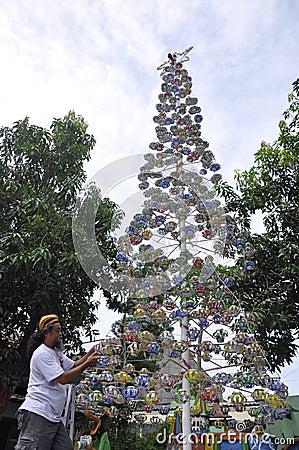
[181,318,191,450]
[179,214,192,450]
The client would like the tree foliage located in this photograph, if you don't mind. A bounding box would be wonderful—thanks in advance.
[0,112,118,386]
[216,79,299,370]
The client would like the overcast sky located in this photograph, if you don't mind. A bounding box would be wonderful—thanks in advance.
[1,0,298,393]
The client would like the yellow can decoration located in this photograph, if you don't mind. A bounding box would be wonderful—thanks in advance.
[145,390,160,405]
[190,403,201,414]
[224,342,232,352]
[252,425,265,435]
[114,393,125,404]
[265,393,281,407]
[127,342,139,356]
[115,371,132,383]
[139,331,155,343]
[185,369,200,383]
[143,229,153,240]
[134,308,146,318]
[88,390,103,403]
[171,341,187,353]
[253,356,266,366]
[228,391,246,404]
[248,407,259,417]
[134,413,147,423]
[250,343,260,352]
[151,309,166,320]
[213,420,224,429]
[123,363,135,372]
[252,389,267,402]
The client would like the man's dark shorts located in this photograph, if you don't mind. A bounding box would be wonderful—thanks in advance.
[15,410,73,450]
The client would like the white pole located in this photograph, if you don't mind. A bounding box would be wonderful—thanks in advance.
[181,317,191,450]
[69,385,76,443]
[179,214,192,450]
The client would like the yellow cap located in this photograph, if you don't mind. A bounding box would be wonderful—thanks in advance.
[39,314,59,330]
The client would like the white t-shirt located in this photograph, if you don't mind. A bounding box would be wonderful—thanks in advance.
[20,343,74,422]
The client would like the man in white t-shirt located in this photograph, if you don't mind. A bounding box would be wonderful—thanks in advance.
[15,314,100,449]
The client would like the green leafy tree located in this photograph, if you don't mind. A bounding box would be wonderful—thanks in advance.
[0,112,118,413]
[108,419,166,450]
[216,78,299,370]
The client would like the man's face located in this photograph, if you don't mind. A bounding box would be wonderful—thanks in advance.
[46,322,63,349]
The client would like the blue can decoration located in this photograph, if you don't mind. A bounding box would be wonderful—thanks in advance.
[269,378,283,391]
[187,327,200,341]
[194,114,203,123]
[122,385,140,399]
[154,215,165,225]
[244,260,255,270]
[96,356,110,368]
[160,178,171,188]
[210,163,221,172]
[136,373,150,387]
[171,137,181,148]
[224,277,234,287]
[211,173,222,184]
[116,252,128,262]
[139,181,149,190]
[146,342,161,355]
[159,406,170,415]
[172,275,184,286]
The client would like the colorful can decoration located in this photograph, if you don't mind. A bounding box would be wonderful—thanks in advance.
[146,341,161,355]
[145,390,160,405]
[134,413,147,423]
[228,391,246,405]
[160,373,174,389]
[104,385,120,399]
[200,387,217,402]
[88,390,103,403]
[174,389,190,404]
[115,371,132,383]
[136,373,150,387]
[122,385,140,400]
[159,406,170,415]
[185,369,200,383]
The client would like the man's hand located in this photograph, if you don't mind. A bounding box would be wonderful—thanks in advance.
[55,352,100,384]
[74,345,102,368]
[87,344,102,357]
[86,444,96,450]
[86,351,100,367]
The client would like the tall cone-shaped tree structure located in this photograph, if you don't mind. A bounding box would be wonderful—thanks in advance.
[74,48,290,449]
